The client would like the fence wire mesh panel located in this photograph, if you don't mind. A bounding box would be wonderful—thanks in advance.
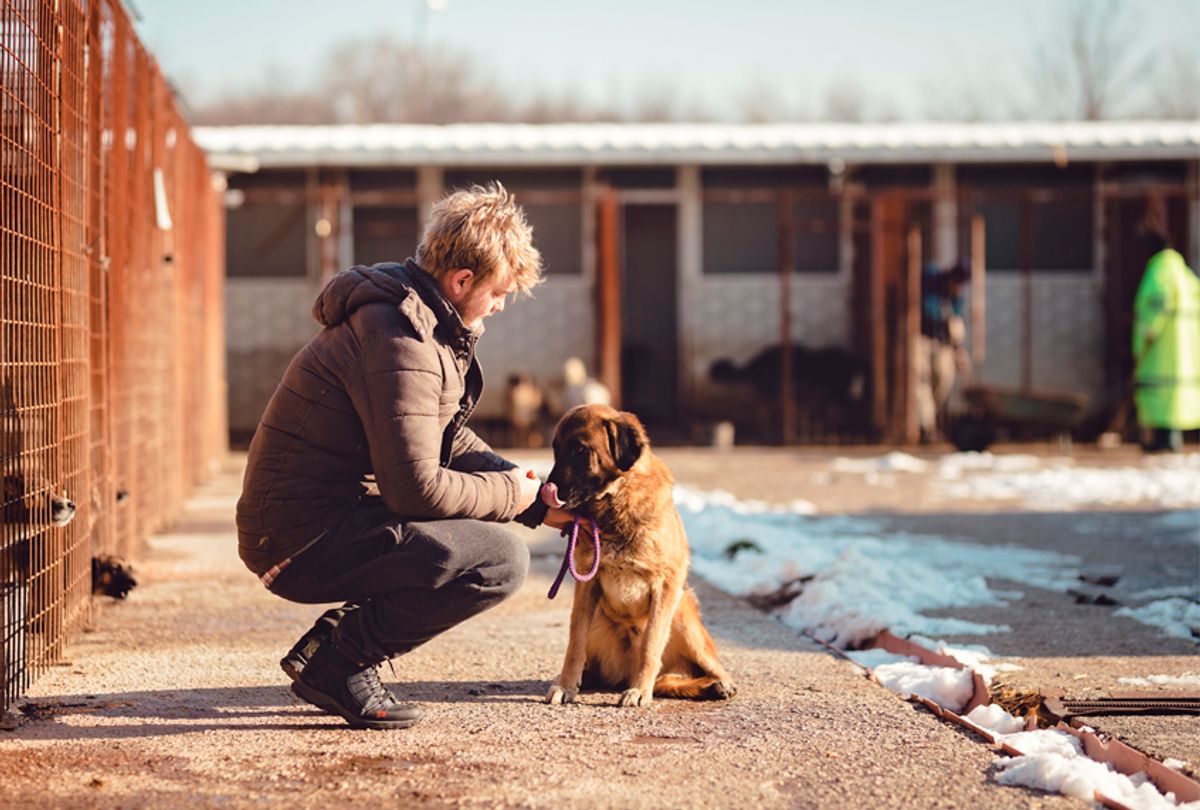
[0,0,225,716]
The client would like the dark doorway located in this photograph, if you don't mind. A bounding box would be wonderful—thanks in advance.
[620,204,678,427]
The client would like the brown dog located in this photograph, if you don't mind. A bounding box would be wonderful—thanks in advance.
[537,404,735,707]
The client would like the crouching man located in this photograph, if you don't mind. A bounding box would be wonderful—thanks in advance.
[237,183,559,729]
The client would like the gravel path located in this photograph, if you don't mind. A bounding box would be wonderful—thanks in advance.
[0,455,1086,809]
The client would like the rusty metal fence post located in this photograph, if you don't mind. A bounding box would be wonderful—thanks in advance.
[1,0,226,717]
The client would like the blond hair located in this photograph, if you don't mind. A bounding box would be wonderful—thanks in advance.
[416,182,543,294]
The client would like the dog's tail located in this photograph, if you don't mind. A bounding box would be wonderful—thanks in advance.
[653,673,733,700]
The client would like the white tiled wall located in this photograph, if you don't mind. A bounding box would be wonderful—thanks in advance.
[225,278,321,350]
[680,274,852,411]
[474,277,594,416]
[225,278,321,432]
[225,268,1107,433]
[972,273,1105,402]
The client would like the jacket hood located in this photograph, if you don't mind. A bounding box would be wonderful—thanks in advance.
[312,260,476,347]
[312,261,417,327]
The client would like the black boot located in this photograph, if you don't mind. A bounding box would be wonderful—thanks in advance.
[292,640,421,730]
[280,605,356,681]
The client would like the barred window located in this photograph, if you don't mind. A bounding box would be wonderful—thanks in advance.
[226,202,307,278]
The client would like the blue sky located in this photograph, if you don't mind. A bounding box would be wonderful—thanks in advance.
[131,0,1198,120]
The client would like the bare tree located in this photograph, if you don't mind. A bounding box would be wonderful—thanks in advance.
[623,78,691,122]
[318,36,512,124]
[194,36,516,125]
[1151,38,1200,119]
[822,76,870,122]
[1026,0,1152,119]
[736,77,790,123]
[920,62,1024,122]
[519,89,605,124]
[193,65,335,125]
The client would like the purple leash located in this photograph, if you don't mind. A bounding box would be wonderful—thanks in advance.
[547,514,601,600]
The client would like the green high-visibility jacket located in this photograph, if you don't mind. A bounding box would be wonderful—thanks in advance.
[1133,248,1200,430]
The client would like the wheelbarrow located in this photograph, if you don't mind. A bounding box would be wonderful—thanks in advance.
[949,383,1089,452]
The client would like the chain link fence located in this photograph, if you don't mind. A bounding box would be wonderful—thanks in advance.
[1,0,226,715]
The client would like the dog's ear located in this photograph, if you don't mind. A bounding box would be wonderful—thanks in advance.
[605,413,646,472]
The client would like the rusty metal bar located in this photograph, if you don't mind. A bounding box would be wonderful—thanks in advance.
[777,189,795,444]
[1020,198,1033,391]
[868,198,896,439]
[595,188,621,408]
[970,214,986,366]
[1,0,226,716]
[904,225,922,445]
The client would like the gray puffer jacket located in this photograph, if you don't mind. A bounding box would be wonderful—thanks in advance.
[236,260,518,575]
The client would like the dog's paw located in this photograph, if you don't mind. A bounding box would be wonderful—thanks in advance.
[618,688,651,708]
[711,680,737,700]
[545,684,578,705]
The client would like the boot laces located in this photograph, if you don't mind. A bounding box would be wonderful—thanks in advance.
[350,664,393,713]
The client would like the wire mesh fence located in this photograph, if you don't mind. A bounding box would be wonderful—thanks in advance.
[1,0,225,716]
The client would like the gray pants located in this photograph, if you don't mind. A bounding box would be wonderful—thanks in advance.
[913,334,957,437]
[267,499,529,664]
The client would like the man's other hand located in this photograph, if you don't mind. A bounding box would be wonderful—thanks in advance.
[543,507,591,534]
[509,469,540,513]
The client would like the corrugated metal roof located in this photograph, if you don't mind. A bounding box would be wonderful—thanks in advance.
[194,121,1200,171]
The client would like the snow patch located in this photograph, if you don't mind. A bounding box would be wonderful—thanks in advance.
[993,744,1200,809]
[965,704,1026,735]
[832,452,928,474]
[1115,598,1200,641]
[871,660,976,713]
[937,452,1044,480]
[842,649,917,669]
[907,636,1025,681]
[1131,585,1200,602]
[677,484,1079,647]
[940,460,1200,510]
[1157,510,1200,533]
[674,486,817,516]
[1118,674,1200,688]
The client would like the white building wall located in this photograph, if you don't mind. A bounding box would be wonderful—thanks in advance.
[973,274,1106,401]
[680,274,852,415]
[473,276,594,417]
[225,277,322,433]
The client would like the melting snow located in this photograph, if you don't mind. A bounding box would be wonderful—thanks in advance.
[677,484,1079,647]
[1158,510,1200,532]
[843,649,916,669]
[1118,674,1200,688]
[965,704,1026,735]
[669,474,1200,810]
[828,450,1200,510]
[937,452,1044,478]
[938,453,1200,510]
[994,747,1200,809]
[870,660,976,712]
[832,452,929,474]
[966,706,1200,810]
[906,636,1024,680]
[1115,599,1200,641]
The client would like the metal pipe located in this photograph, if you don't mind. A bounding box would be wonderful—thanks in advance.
[778,189,795,444]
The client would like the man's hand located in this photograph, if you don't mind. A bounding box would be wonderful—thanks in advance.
[954,345,971,376]
[543,506,591,534]
[509,469,540,513]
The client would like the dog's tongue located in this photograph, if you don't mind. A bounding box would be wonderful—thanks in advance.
[540,482,565,508]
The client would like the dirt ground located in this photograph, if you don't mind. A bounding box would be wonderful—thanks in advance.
[0,445,1196,808]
